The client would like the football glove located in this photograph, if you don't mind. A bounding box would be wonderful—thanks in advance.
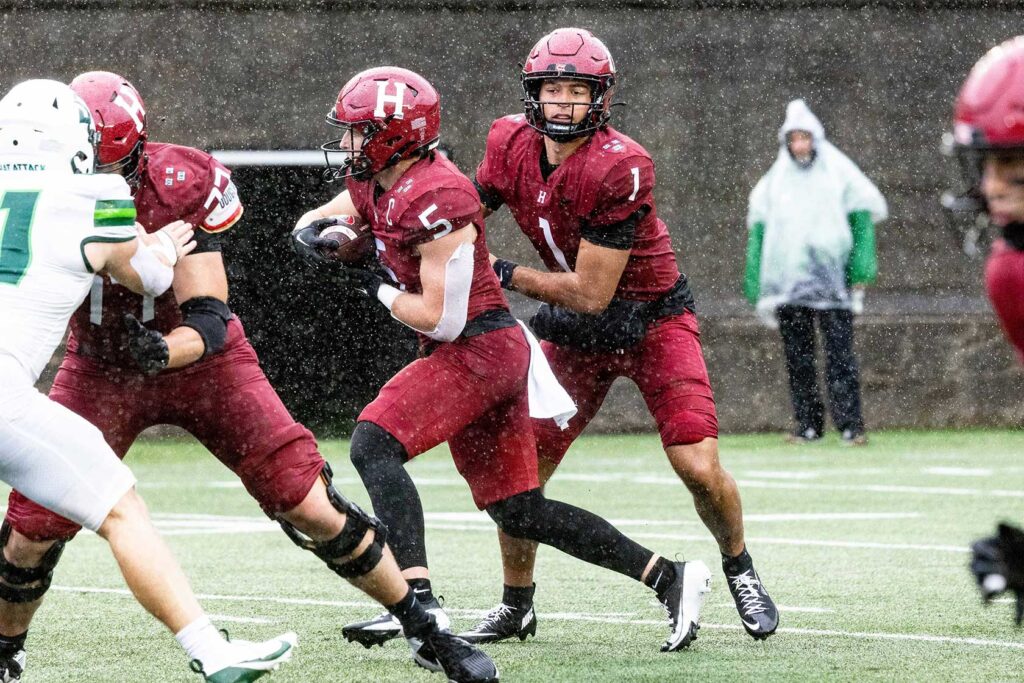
[329,264,383,299]
[124,314,170,376]
[292,218,344,266]
[970,522,1024,625]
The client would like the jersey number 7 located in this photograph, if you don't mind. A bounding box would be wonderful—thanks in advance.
[0,191,39,286]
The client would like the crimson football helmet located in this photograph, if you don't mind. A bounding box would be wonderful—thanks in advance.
[521,27,616,142]
[946,36,1024,211]
[70,71,148,186]
[322,66,440,181]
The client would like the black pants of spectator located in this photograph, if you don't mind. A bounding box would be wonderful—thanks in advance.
[776,305,864,435]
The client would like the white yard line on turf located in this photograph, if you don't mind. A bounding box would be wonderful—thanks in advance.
[206,614,277,624]
[50,586,1024,651]
[171,477,1024,498]
[922,467,994,477]
[142,513,959,553]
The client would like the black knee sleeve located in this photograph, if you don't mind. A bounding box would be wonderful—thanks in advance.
[486,489,546,540]
[278,464,388,579]
[349,421,407,474]
[0,521,66,604]
[348,421,428,570]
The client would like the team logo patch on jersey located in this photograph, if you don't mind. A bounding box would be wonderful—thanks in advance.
[537,190,548,204]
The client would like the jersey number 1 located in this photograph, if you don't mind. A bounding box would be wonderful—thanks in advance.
[0,191,40,286]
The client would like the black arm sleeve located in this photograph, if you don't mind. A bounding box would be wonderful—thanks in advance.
[180,296,232,357]
[474,178,504,212]
[580,206,650,250]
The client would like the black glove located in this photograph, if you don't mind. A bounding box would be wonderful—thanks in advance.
[292,218,344,266]
[330,265,384,299]
[123,314,169,376]
[970,522,1024,625]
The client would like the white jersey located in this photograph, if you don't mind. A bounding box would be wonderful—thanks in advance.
[0,171,136,381]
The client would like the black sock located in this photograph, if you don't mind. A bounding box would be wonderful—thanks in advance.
[722,547,753,576]
[643,557,678,597]
[408,577,434,603]
[502,583,535,610]
[0,631,26,656]
[387,588,432,639]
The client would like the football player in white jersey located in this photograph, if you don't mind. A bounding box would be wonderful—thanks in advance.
[0,79,295,683]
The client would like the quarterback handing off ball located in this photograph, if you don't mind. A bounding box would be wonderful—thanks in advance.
[318,214,373,263]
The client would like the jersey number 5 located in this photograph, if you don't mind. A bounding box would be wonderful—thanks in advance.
[0,191,40,286]
[418,204,454,240]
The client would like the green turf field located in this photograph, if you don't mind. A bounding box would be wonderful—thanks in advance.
[13,430,1024,682]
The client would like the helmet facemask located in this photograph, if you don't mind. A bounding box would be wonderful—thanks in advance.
[521,74,613,143]
[321,119,379,182]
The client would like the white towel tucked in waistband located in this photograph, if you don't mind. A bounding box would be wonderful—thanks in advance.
[517,321,576,430]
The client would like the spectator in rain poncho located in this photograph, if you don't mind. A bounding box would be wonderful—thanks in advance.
[744,99,887,445]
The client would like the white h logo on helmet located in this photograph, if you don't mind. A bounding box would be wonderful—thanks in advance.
[113,85,145,133]
[374,81,407,119]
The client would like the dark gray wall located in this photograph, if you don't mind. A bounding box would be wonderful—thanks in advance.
[12,1,1024,431]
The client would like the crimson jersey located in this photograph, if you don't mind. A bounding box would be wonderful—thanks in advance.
[66,142,243,366]
[476,115,680,301]
[347,153,508,333]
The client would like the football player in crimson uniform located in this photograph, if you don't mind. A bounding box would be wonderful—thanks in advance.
[0,71,490,683]
[292,66,714,660]
[952,36,1024,624]
[462,28,779,644]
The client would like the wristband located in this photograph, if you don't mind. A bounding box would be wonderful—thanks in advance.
[493,258,519,289]
[376,283,402,310]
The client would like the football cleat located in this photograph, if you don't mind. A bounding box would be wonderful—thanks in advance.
[786,427,821,444]
[342,596,450,648]
[659,560,712,652]
[408,629,499,683]
[190,631,296,683]
[725,567,779,640]
[0,648,24,683]
[458,603,537,644]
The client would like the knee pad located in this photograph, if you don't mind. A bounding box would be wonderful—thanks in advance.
[0,521,66,604]
[278,464,389,579]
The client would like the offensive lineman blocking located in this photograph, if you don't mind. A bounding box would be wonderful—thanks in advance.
[0,79,295,683]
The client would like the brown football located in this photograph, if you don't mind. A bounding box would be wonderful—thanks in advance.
[318,215,374,264]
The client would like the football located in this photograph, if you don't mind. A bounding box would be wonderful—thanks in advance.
[318,215,374,264]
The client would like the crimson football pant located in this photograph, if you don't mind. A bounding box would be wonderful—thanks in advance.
[6,318,326,541]
[355,325,654,581]
[776,305,864,435]
[986,239,1024,362]
[532,311,719,465]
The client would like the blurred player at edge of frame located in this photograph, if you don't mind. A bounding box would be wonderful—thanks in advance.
[950,36,1024,625]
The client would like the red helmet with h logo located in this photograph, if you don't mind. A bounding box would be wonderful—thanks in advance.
[521,27,616,143]
[322,66,440,181]
[70,71,148,186]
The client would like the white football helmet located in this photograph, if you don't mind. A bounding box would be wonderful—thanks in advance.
[0,79,99,174]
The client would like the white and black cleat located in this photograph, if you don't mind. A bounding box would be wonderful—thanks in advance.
[342,597,449,648]
[725,567,779,640]
[0,648,24,683]
[458,603,537,644]
[659,560,711,652]
[409,628,499,683]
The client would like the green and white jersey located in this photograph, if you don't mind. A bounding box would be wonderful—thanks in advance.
[0,171,136,381]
